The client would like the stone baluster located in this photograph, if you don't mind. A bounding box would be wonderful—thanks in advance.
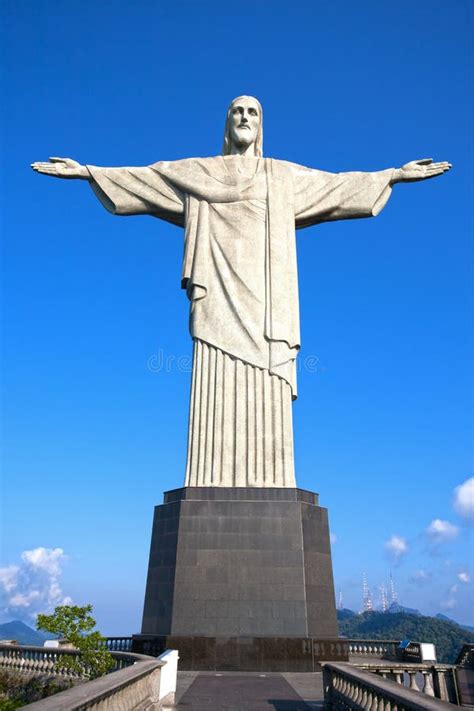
[349,679,358,703]
[422,671,435,697]
[355,680,365,705]
[339,675,346,697]
[393,671,403,685]
[408,671,419,691]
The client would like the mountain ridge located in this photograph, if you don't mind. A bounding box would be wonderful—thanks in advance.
[337,610,474,663]
[0,620,56,646]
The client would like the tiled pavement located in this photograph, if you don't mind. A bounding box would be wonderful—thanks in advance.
[170,671,324,710]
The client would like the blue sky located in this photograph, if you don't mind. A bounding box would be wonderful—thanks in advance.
[1,0,473,634]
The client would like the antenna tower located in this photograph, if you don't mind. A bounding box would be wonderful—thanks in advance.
[362,572,373,612]
[389,572,398,605]
[338,590,344,610]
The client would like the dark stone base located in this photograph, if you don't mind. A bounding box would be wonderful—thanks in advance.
[132,634,349,671]
[141,486,338,644]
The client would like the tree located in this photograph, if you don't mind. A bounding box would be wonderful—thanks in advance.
[37,604,114,679]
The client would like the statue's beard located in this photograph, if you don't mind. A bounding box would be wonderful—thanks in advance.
[232,128,255,147]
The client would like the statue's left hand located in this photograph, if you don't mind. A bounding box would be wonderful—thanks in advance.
[395,158,452,183]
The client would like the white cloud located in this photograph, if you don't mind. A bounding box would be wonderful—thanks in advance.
[9,591,41,608]
[440,597,456,611]
[330,533,337,545]
[0,566,20,594]
[426,519,459,543]
[385,535,408,558]
[21,548,65,577]
[458,571,471,583]
[0,547,71,624]
[453,477,474,519]
[409,569,432,585]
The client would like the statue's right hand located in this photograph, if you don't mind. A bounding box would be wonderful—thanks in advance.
[31,157,89,179]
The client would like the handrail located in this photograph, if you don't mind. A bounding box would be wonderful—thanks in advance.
[0,643,176,710]
[323,661,459,710]
[103,636,133,652]
[0,643,154,678]
[356,661,459,703]
[22,659,163,710]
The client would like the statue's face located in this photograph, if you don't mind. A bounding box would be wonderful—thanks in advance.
[228,97,260,151]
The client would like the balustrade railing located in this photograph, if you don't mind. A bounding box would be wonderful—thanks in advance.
[0,644,86,678]
[347,640,401,660]
[356,662,459,704]
[22,658,164,710]
[0,644,178,709]
[103,635,133,652]
[323,662,460,710]
[0,643,150,678]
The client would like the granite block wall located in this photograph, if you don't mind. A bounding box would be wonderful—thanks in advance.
[141,487,337,639]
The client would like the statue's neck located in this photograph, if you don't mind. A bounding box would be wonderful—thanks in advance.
[228,142,256,157]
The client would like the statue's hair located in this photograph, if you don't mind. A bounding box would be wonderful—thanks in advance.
[222,95,263,157]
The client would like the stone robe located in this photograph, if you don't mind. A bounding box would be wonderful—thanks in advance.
[87,157,394,486]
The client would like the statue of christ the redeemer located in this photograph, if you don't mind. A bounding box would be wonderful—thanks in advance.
[32,96,451,489]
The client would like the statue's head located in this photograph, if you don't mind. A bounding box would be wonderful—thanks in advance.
[222,95,263,157]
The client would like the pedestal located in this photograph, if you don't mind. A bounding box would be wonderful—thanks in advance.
[133,486,342,670]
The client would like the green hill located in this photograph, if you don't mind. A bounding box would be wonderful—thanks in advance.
[338,611,474,663]
[0,620,53,646]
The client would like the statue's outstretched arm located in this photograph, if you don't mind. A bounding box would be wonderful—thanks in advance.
[32,156,185,224]
[31,157,89,180]
[294,156,452,229]
[391,158,452,184]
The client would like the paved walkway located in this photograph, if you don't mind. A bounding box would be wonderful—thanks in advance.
[172,671,324,710]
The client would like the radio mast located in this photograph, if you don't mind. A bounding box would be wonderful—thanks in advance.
[389,572,398,606]
[362,572,373,612]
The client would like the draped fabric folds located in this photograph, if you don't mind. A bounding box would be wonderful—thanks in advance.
[86,156,395,487]
[185,339,295,487]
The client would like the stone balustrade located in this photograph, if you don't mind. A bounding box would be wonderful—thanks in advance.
[104,636,133,652]
[0,643,147,678]
[22,658,164,710]
[0,643,88,678]
[347,640,401,660]
[0,644,178,709]
[356,663,459,704]
[323,662,460,710]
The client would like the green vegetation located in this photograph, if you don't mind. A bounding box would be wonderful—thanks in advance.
[37,604,114,679]
[0,669,73,708]
[339,610,474,663]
